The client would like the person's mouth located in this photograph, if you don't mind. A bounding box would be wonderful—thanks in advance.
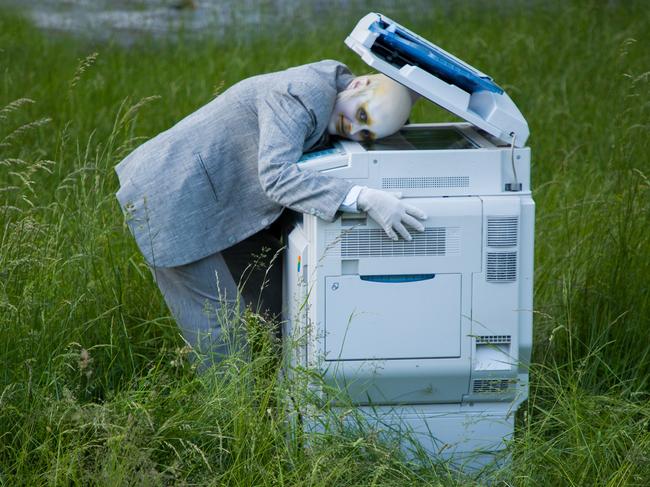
[337,114,345,136]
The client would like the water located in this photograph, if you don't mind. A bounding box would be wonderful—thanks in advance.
[1,0,270,42]
[0,0,461,44]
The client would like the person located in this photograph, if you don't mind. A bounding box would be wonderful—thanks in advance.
[115,60,427,364]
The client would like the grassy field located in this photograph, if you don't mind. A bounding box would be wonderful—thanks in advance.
[1,0,649,484]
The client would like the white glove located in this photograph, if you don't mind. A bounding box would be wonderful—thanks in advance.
[356,187,427,241]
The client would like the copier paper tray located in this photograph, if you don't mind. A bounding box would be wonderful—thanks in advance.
[346,13,530,146]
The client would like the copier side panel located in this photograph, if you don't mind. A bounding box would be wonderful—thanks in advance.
[304,197,482,404]
[518,196,535,368]
[466,195,531,404]
[514,196,535,408]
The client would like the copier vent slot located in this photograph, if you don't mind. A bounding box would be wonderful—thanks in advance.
[382,176,470,190]
[487,216,518,247]
[332,227,460,258]
[476,335,511,345]
[472,379,512,394]
[486,252,517,282]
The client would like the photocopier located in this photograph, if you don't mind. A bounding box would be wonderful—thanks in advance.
[282,12,534,470]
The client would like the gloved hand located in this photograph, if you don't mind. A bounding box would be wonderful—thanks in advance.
[356,187,427,241]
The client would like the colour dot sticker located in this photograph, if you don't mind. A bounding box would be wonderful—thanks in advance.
[297,255,301,273]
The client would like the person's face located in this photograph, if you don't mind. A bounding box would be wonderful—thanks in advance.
[328,74,412,142]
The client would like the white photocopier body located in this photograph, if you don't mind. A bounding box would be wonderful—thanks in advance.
[282,13,534,470]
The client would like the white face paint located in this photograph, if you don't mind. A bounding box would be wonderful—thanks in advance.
[328,74,413,142]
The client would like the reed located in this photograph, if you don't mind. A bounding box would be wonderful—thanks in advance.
[1,0,648,484]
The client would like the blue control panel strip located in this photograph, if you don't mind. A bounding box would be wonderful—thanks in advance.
[360,274,436,283]
[369,20,503,95]
[298,147,340,163]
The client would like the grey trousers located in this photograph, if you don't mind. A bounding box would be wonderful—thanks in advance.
[151,227,283,363]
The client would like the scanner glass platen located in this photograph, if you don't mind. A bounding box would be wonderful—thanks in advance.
[361,126,476,151]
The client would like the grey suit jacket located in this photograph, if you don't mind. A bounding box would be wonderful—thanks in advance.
[115,60,355,267]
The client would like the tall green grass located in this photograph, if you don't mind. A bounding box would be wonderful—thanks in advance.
[1,0,649,484]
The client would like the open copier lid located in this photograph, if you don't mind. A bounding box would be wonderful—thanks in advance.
[345,13,529,147]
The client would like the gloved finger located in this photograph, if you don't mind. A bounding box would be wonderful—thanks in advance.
[394,222,413,241]
[391,191,403,199]
[403,213,425,232]
[404,203,427,220]
[382,225,398,241]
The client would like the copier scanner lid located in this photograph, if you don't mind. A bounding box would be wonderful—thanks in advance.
[345,13,529,147]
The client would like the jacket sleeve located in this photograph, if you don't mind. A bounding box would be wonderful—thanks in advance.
[256,86,353,222]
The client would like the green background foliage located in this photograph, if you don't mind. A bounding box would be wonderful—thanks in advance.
[1,0,649,484]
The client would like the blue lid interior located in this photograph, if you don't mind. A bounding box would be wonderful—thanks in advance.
[368,20,503,95]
